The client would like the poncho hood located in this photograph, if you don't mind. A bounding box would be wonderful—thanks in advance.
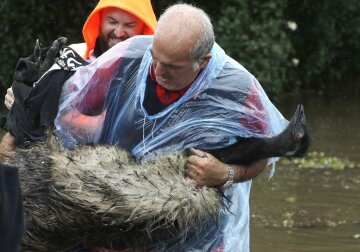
[82,0,157,58]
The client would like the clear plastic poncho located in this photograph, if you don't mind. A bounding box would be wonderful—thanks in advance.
[54,35,287,251]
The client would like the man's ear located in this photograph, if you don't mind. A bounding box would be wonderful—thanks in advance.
[199,53,212,70]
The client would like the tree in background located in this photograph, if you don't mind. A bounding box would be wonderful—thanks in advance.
[0,0,359,97]
[285,0,360,91]
[215,0,293,95]
[0,0,97,91]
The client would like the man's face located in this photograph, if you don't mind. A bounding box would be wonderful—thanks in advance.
[150,39,209,91]
[98,8,145,52]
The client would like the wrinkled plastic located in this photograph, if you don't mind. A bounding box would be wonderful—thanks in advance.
[55,35,287,251]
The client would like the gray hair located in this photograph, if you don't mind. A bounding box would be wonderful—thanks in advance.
[159,4,215,70]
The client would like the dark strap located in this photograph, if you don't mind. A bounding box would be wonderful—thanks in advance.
[0,163,24,252]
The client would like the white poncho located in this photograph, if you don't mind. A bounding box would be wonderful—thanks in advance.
[55,35,287,251]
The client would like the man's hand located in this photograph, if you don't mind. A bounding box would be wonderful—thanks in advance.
[185,148,228,187]
[60,109,106,139]
[185,148,268,187]
[4,87,14,110]
[0,132,16,161]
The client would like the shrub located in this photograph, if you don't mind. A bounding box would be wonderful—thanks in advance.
[215,0,293,95]
[285,0,360,90]
[0,0,96,91]
[0,0,359,97]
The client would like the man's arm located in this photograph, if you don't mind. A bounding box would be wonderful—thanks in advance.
[185,148,267,187]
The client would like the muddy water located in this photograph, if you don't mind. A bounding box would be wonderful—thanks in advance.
[250,87,360,251]
[251,167,360,252]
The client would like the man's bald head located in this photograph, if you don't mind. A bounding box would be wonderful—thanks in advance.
[154,4,215,65]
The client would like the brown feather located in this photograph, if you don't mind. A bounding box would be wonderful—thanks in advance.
[9,134,222,251]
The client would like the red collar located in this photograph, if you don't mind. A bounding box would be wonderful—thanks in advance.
[150,64,191,105]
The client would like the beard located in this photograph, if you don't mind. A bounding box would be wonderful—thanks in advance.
[97,33,128,55]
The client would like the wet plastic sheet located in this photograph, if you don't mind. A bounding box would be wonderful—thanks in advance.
[55,35,287,251]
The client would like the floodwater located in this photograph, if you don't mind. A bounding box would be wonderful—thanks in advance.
[250,85,360,252]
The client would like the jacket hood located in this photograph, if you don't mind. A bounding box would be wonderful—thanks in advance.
[82,0,157,58]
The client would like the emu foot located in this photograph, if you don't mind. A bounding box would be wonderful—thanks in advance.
[285,104,312,157]
[33,37,68,77]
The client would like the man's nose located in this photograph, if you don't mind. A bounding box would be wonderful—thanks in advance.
[114,25,126,37]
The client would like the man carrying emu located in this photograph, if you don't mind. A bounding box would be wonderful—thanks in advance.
[1,3,310,252]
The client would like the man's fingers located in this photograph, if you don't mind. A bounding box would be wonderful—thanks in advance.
[187,149,210,167]
[4,101,10,110]
[185,161,196,171]
[6,87,14,98]
[4,88,14,110]
[185,168,203,185]
[189,147,208,158]
[184,162,200,177]
[186,154,203,167]
[185,168,197,177]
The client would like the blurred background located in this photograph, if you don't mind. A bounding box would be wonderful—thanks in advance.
[0,0,359,251]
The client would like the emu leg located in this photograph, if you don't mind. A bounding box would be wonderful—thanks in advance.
[208,104,311,165]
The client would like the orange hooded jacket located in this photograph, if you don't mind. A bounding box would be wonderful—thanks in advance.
[73,0,157,59]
